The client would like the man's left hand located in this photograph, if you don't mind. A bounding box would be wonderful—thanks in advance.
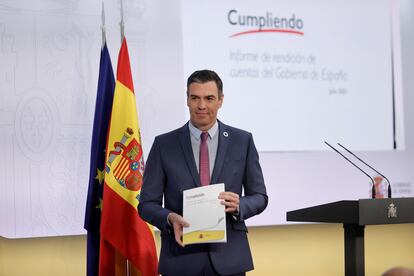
[218,191,240,214]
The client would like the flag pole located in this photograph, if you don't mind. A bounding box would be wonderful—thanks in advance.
[101,1,106,49]
[120,0,125,43]
[118,2,129,275]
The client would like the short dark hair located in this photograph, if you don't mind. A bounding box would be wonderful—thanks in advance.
[186,69,223,98]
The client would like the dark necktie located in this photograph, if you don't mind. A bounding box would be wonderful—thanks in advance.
[199,132,210,186]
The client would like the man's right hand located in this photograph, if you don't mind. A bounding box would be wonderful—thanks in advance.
[167,213,190,247]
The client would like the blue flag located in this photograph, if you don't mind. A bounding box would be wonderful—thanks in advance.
[84,43,115,276]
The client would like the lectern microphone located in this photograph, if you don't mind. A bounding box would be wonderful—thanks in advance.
[324,141,377,199]
[337,143,392,198]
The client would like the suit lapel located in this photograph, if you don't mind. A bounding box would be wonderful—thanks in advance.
[211,121,230,184]
[178,123,201,187]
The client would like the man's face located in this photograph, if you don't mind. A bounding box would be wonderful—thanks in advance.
[187,81,223,131]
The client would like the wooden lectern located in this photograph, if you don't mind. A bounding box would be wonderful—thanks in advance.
[287,198,414,276]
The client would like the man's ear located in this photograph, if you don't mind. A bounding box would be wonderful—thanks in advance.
[218,95,224,108]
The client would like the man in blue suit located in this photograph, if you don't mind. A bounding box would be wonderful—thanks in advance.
[138,70,268,276]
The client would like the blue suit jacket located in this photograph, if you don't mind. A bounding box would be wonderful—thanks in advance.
[138,121,268,276]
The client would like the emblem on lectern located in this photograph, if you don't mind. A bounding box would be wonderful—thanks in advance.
[387,203,397,218]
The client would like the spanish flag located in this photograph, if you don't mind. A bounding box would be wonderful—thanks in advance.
[99,38,158,276]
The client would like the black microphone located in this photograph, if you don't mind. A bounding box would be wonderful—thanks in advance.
[324,141,377,199]
[337,143,392,198]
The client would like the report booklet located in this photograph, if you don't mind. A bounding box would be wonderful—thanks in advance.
[182,183,227,245]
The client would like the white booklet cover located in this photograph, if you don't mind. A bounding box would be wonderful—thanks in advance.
[182,183,227,245]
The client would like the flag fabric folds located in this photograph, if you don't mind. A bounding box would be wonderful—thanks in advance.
[99,38,158,276]
[84,42,116,276]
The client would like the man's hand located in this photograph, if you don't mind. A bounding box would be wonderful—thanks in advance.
[167,213,190,247]
[218,191,240,214]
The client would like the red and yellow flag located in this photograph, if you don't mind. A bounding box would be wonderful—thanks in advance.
[99,38,158,276]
